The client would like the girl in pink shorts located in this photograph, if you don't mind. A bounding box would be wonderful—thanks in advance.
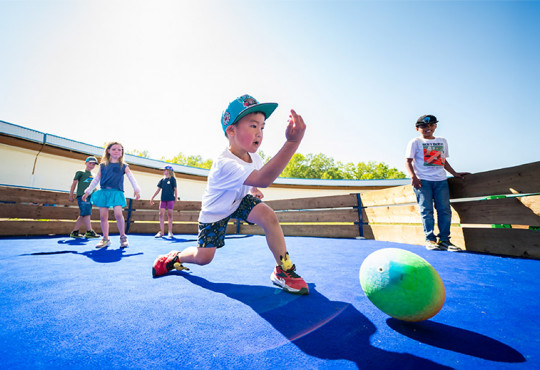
[150,166,178,238]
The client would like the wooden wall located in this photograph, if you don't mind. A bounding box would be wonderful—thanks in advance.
[1,161,539,259]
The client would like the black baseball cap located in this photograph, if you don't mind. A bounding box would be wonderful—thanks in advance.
[416,114,438,127]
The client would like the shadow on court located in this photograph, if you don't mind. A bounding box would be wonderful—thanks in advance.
[175,272,452,369]
[387,319,525,363]
[21,248,143,263]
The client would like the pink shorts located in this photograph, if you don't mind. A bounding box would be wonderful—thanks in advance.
[160,201,175,210]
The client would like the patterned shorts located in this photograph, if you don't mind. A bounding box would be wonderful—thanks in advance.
[197,194,261,248]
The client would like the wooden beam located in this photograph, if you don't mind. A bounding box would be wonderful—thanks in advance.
[266,194,358,211]
[275,209,359,223]
[360,185,417,207]
[448,161,540,198]
[452,196,540,225]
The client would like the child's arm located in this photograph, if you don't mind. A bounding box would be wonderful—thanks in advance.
[444,160,470,179]
[244,109,306,188]
[174,186,178,201]
[405,158,422,189]
[69,180,77,202]
[82,170,101,201]
[150,188,161,205]
[125,167,141,200]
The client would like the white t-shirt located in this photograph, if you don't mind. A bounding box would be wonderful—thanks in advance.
[405,136,449,181]
[198,148,263,223]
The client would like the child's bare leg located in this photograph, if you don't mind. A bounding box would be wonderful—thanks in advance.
[100,208,109,239]
[113,205,125,236]
[158,208,165,234]
[167,209,174,233]
[178,246,216,265]
[72,216,83,232]
[82,215,92,232]
[247,203,286,265]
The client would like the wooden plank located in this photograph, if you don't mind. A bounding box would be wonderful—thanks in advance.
[128,199,202,211]
[364,224,466,250]
[0,220,118,236]
[129,210,200,222]
[265,194,358,211]
[239,224,360,238]
[0,186,71,205]
[448,161,540,198]
[360,185,416,207]
[128,222,200,235]
[0,203,120,220]
[363,203,461,225]
[275,209,359,223]
[461,228,540,259]
[452,196,540,225]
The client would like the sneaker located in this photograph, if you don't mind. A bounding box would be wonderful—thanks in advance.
[438,240,463,252]
[270,253,309,295]
[96,238,111,248]
[154,232,163,238]
[425,240,442,250]
[168,232,174,238]
[152,250,189,277]
[70,231,82,238]
[120,235,129,248]
[84,230,100,239]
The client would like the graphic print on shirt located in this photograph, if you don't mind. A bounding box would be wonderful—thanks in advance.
[423,143,445,167]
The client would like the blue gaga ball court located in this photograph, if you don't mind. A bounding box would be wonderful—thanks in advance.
[1,234,539,369]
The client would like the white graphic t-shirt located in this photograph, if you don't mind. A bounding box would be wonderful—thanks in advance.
[198,148,263,223]
[406,137,449,181]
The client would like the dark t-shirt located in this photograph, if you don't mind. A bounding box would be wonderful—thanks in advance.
[73,170,94,197]
[158,177,177,201]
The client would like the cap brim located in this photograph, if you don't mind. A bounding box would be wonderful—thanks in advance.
[232,102,278,125]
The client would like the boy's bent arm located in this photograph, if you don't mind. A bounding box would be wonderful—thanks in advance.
[245,109,306,188]
[245,141,300,188]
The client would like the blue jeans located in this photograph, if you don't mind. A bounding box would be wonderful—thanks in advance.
[413,180,452,242]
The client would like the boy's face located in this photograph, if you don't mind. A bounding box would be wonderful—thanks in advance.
[227,112,265,154]
[416,123,437,139]
[85,162,97,171]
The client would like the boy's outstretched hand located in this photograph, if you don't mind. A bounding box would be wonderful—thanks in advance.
[286,109,306,143]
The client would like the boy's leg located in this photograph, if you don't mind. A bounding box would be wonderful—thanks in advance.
[247,203,286,265]
[433,180,455,249]
[82,215,92,233]
[413,181,436,242]
[71,216,83,237]
[247,202,308,295]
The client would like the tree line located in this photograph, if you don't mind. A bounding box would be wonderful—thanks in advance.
[127,149,406,180]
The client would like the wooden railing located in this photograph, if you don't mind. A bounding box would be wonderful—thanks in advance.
[1,161,539,259]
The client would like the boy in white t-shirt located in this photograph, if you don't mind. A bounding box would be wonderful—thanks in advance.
[152,94,309,295]
[405,114,469,252]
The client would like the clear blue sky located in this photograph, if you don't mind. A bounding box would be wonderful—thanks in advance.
[1,0,539,175]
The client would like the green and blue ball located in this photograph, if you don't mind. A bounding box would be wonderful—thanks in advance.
[360,248,445,322]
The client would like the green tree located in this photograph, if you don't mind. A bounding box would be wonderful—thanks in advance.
[165,153,213,169]
[127,149,150,158]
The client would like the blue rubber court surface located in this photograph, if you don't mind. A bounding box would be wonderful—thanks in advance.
[1,234,539,369]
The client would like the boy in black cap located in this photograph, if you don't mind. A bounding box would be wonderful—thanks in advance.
[69,156,100,238]
[152,94,309,295]
[405,115,469,251]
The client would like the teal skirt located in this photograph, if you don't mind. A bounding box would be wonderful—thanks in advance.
[91,189,126,208]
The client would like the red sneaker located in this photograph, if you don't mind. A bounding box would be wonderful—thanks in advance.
[152,251,189,277]
[270,264,309,295]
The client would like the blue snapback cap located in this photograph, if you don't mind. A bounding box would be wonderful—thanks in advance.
[221,94,278,134]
